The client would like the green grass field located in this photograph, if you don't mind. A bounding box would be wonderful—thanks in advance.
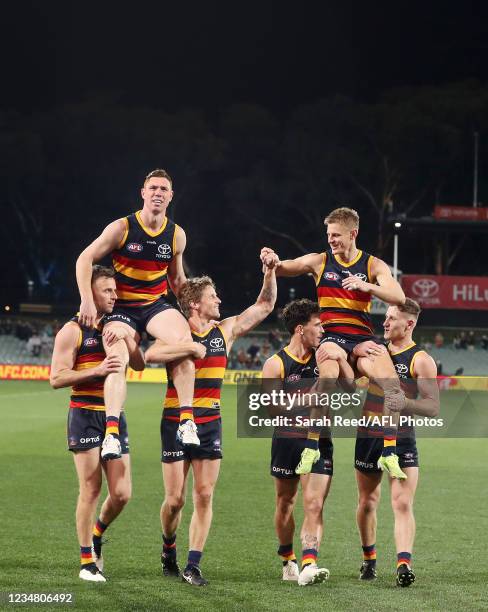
[1,380,487,611]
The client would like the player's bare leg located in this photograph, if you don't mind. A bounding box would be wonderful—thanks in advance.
[390,467,418,586]
[182,459,220,586]
[357,353,407,479]
[298,473,331,585]
[72,448,105,582]
[101,322,133,460]
[91,455,132,570]
[356,470,382,580]
[297,342,344,475]
[147,310,198,446]
[274,478,300,580]
[161,460,191,577]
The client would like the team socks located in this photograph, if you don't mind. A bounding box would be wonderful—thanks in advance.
[105,416,120,439]
[382,426,396,456]
[92,518,108,560]
[278,543,297,566]
[93,518,108,539]
[185,550,202,570]
[362,543,377,565]
[301,548,318,568]
[397,551,412,568]
[80,546,94,569]
[179,406,194,423]
[162,533,177,558]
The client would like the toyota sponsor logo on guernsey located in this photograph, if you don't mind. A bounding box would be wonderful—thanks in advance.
[395,363,409,378]
[157,243,172,259]
[83,338,98,347]
[209,337,224,351]
[412,278,439,298]
[314,366,320,376]
[127,242,143,253]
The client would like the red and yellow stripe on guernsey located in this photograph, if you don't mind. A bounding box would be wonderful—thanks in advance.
[317,287,373,333]
[112,253,169,306]
[70,351,105,411]
[164,354,226,422]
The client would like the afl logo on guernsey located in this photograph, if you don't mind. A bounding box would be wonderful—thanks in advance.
[286,373,301,382]
[157,244,171,258]
[127,242,143,253]
[210,337,224,349]
[83,338,98,347]
[324,272,340,281]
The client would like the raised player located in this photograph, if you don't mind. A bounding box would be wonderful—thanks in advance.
[354,298,439,587]
[261,207,407,477]
[263,298,354,586]
[76,169,198,460]
[50,265,145,582]
[145,259,277,586]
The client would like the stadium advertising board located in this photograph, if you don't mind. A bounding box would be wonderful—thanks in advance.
[402,274,488,309]
[433,205,488,221]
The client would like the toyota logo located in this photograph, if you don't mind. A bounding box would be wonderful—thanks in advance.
[158,243,171,255]
[210,337,223,348]
[412,278,439,298]
[354,273,367,282]
[314,367,320,376]
[395,363,408,374]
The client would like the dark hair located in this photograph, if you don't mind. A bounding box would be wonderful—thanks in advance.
[144,168,173,187]
[281,299,320,335]
[398,297,421,318]
[178,276,216,317]
[91,265,115,283]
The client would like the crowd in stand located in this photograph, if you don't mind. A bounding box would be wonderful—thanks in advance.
[228,328,284,370]
[0,318,61,358]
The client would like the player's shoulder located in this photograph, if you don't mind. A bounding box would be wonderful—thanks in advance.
[411,348,437,377]
[55,320,81,345]
[263,353,284,376]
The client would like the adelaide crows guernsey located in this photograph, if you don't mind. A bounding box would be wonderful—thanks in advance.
[359,342,425,439]
[163,325,228,424]
[69,317,106,411]
[272,347,319,438]
[316,249,374,336]
[112,211,178,307]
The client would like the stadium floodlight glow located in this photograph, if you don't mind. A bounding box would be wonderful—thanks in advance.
[394,222,402,228]
[4,305,10,311]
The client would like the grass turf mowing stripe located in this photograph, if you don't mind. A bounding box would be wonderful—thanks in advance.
[0,381,487,611]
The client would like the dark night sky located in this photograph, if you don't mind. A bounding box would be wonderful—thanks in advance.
[2,1,488,314]
[2,1,488,114]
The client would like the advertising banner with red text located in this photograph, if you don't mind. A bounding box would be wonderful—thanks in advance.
[402,275,488,310]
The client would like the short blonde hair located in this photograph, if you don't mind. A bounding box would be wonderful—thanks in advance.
[324,207,359,229]
[178,276,215,317]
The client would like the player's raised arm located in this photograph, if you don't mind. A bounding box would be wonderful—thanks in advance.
[76,219,127,328]
[342,257,405,306]
[220,261,277,349]
[145,340,206,364]
[261,247,324,281]
[166,225,188,299]
[404,353,440,417]
[50,323,123,389]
